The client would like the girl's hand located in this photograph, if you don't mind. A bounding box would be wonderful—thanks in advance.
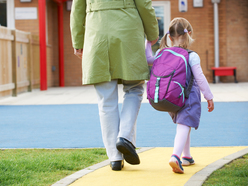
[207,99,214,112]
[74,48,83,59]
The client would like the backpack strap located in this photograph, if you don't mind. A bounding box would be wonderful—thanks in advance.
[184,49,194,99]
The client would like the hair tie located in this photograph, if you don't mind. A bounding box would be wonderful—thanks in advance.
[184,28,188,33]
[166,31,170,34]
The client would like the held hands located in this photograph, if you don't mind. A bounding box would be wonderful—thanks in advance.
[74,48,83,59]
[150,36,159,46]
[207,99,214,112]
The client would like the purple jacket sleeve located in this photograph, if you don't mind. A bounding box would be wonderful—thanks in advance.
[192,64,214,101]
[145,40,155,65]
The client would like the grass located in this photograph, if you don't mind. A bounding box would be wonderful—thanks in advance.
[203,154,248,186]
[0,148,107,186]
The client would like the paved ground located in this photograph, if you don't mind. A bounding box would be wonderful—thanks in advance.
[0,102,247,148]
[0,82,247,105]
[0,82,248,186]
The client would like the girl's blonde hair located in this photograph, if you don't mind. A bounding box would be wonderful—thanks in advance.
[160,17,194,49]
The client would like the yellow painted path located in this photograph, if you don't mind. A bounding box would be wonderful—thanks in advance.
[69,146,247,186]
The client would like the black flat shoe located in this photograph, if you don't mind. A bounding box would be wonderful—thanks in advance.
[116,137,140,165]
[110,160,124,171]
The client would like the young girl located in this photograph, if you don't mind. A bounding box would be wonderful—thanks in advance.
[146,17,214,174]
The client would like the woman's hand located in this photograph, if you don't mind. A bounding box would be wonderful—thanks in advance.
[151,36,159,46]
[207,99,214,112]
[74,48,83,59]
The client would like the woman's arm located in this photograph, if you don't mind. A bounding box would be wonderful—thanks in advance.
[70,0,86,50]
[135,0,159,41]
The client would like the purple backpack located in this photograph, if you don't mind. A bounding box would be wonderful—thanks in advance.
[147,47,194,113]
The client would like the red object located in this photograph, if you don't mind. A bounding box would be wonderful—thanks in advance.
[211,67,236,76]
[211,67,238,83]
[53,0,67,3]
[58,2,65,87]
[39,0,67,89]
[39,0,47,90]
[53,0,67,87]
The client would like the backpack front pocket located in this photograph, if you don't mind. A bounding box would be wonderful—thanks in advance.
[165,80,186,107]
[152,70,175,103]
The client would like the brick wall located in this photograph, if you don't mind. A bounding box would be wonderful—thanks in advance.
[63,0,248,84]
[225,0,248,82]
[47,0,59,87]
[14,0,248,86]
[15,0,83,87]
[63,3,83,86]
[151,0,248,83]
[63,0,218,84]
[14,0,39,35]
[161,0,228,82]
[171,0,215,81]
[15,0,60,87]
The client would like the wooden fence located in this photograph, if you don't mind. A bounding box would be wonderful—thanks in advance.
[0,26,40,98]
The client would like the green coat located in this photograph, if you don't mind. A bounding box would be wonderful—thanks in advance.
[70,0,159,85]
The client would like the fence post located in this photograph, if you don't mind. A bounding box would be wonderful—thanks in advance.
[11,30,17,97]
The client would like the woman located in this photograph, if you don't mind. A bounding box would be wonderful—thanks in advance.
[70,0,159,171]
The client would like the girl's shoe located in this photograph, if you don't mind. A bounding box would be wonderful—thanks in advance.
[182,156,195,166]
[169,155,184,174]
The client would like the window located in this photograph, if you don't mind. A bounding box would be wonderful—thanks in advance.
[0,0,7,27]
[152,1,171,54]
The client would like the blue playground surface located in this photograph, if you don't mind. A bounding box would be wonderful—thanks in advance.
[0,102,247,148]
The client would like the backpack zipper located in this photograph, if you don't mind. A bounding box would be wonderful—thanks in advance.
[153,70,175,103]
[173,81,185,103]
[154,77,161,103]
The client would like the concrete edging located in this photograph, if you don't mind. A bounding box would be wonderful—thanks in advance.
[184,147,248,186]
[51,147,154,186]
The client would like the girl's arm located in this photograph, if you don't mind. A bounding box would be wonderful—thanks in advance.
[191,64,214,112]
[145,40,155,65]
[191,64,213,101]
[189,52,214,112]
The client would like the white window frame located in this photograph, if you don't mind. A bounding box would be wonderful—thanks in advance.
[7,0,15,29]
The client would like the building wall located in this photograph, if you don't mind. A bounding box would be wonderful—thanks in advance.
[226,0,248,82]
[13,0,248,87]
[170,0,214,81]
[155,0,248,83]
[14,0,60,87]
[164,0,229,82]
[14,0,82,87]
[14,0,39,35]
[63,3,83,86]
[64,0,248,85]
[47,0,59,87]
